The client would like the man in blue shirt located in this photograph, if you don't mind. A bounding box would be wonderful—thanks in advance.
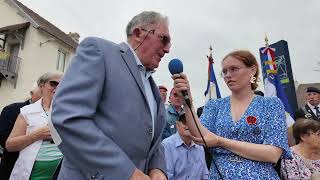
[162,113,209,180]
[162,88,184,139]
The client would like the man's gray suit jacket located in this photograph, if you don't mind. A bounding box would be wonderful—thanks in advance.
[51,37,167,180]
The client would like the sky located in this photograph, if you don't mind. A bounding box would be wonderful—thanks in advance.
[19,0,320,108]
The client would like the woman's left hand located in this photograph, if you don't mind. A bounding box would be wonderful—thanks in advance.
[191,131,222,147]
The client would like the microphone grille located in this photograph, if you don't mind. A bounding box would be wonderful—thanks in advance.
[168,58,183,75]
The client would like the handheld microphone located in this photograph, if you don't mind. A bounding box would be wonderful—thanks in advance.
[168,58,224,179]
[168,58,192,108]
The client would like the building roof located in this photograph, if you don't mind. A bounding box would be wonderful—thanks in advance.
[0,22,30,34]
[10,0,78,49]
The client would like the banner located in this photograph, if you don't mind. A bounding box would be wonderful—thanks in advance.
[260,41,296,127]
[259,40,298,113]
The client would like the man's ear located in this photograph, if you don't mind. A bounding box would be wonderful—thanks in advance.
[132,28,141,38]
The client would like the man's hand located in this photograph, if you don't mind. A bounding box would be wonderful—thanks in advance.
[130,169,151,180]
[149,169,167,180]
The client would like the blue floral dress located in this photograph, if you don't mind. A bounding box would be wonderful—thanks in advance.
[200,95,291,180]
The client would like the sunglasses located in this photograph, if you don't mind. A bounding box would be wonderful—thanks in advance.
[141,28,171,47]
[48,80,59,87]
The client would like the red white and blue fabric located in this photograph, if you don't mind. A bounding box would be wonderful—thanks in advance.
[204,55,221,101]
[260,46,295,128]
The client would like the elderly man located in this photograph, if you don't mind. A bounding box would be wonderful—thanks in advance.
[162,88,184,140]
[0,83,41,179]
[295,87,320,121]
[52,11,170,180]
[159,85,168,104]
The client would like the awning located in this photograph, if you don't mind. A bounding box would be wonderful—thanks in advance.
[0,22,30,34]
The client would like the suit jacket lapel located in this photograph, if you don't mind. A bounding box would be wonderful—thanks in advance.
[149,77,161,112]
[119,42,148,102]
[149,77,165,140]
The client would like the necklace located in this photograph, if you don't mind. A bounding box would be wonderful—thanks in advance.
[41,101,49,117]
[42,106,49,117]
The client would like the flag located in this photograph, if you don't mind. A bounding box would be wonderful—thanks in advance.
[260,46,295,127]
[204,47,221,101]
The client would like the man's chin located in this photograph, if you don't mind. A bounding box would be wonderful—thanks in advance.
[146,64,158,71]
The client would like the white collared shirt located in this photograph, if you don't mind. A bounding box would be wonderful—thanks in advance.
[308,102,320,116]
[125,42,157,139]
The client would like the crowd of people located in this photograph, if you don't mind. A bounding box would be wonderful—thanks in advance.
[0,10,319,180]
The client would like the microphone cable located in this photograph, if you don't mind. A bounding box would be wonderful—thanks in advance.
[185,102,224,180]
[134,29,153,51]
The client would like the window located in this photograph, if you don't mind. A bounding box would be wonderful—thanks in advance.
[57,49,66,72]
[0,34,5,50]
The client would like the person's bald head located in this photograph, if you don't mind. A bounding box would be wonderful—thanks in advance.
[30,83,42,103]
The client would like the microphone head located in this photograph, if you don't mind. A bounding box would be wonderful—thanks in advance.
[168,58,183,75]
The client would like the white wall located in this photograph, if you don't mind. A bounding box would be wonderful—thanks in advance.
[0,0,28,27]
[0,0,75,110]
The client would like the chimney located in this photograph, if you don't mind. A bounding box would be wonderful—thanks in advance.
[68,32,80,43]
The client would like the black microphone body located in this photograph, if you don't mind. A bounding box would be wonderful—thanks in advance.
[181,87,191,108]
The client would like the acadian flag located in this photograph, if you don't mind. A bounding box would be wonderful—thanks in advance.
[204,46,221,101]
[260,44,295,128]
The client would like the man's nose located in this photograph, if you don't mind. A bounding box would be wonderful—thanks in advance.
[163,43,170,53]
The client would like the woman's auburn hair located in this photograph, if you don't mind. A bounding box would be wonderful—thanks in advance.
[222,50,259,90]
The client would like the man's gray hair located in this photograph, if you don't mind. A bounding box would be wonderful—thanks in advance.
[126,11,168,37]
[37,72,63,86]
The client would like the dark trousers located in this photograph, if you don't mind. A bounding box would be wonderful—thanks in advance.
[0,148,19,180]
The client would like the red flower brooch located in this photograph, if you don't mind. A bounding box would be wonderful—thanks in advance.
[246,115,257,125]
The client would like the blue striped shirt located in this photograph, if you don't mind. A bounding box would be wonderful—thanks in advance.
[162,133,209,180]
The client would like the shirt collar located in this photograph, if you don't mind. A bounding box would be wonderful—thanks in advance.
[168,104,184,115]
[29,98,43,113]
[25,99,48,118]
[173,132,196,148]
[125,42,155,78]
[308,102,319,109]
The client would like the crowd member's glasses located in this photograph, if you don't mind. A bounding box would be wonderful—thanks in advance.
[309,131,320,137]
[221,66,248,78]
[141,28,171,47]
[48,80,59,88]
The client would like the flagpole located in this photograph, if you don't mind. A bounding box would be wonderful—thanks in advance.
[264,33,269,47]
[206,45,213,101]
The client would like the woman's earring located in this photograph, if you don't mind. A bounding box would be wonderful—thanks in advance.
[250,74,256,84]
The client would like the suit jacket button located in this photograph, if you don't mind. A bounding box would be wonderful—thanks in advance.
[148,128,153,134]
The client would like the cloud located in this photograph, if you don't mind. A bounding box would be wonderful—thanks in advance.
[20,0,320,107]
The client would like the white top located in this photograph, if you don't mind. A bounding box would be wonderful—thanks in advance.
[10,99,60,180]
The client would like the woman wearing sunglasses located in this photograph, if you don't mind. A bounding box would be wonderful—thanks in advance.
[281,119,320,179]
[6,72,63,180]
[172,50,291,179]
